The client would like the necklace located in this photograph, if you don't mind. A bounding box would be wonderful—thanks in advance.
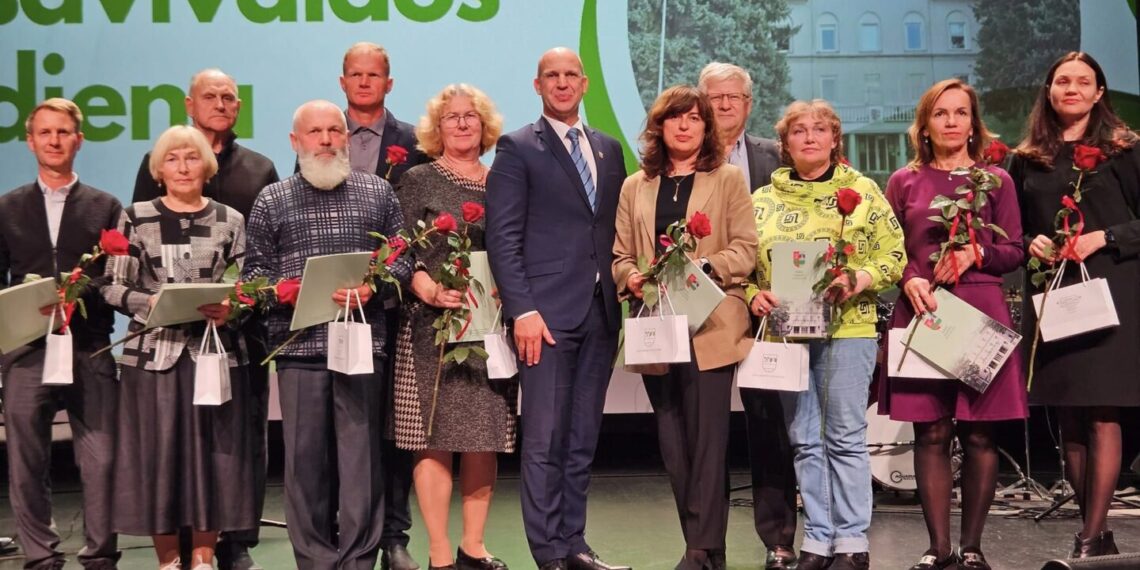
[669,172,693,202]
[440,155,488,184]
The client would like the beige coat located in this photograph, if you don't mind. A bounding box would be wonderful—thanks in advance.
[613,165,758,372]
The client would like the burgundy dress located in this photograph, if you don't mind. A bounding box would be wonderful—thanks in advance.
[878,164,1029,422]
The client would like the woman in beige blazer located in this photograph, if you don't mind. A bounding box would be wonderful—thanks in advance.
[612,85,757,570]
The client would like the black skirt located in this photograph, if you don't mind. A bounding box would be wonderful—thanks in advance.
[113,351,258,535]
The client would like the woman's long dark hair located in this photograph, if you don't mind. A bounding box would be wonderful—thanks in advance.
[1016,51,1137,168]
[639,85,724,178]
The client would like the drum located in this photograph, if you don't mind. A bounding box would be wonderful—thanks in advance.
[866,402,917,490]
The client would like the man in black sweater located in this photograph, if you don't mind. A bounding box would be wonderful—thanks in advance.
[0,98,123,570]
[131,69,279,570]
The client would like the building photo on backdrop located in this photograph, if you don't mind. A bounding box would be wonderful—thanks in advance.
[2,1,1140,570]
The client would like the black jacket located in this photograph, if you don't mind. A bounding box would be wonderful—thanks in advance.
[745,134,781,191]
[0,181,123,350]
[132,135,279,219]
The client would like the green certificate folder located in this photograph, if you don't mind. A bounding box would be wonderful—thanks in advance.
[0,277,59,353]
[769,241,830,338]
[906,288,1021,393]
[660,257,726,334]
[289,252,374,331]
[144,283,235,329]
[448,251,500,344]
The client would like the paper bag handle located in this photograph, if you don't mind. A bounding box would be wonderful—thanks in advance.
[754,316,789,345]
[335,288,369,326]
[632,283,678,319]
[45,305,70,336]
[197,320,227,357]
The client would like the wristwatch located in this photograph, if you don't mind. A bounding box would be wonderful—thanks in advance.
[699,257,714,275]
[1104,228,1118,249]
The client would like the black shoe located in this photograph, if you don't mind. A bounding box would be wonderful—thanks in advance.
[707,549,726,570]
[1071,530,1119,558]
[908,550,957,570]
[829,552,869,570]
[1102,530,1120,555]
[0,537,18,556]
[538,559,567,570]
[567,551,631,570]
[222,545,262,570]
[383,545,423,570]
[456,547,507,570]
[796,551,833,570]
[957,548,989,570]
[764,546,796,570]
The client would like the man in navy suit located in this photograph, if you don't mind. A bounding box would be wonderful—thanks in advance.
[486,47,629,570]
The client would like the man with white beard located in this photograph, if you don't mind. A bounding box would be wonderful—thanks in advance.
[242,99,412,570]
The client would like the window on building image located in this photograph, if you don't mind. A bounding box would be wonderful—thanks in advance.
[948,11,968,50]
[819,13,838,52]
[820,75,838,102]
[859,12,881,52]
[775,16,796,53]
[864,73,882,106]
[904,12,925,50]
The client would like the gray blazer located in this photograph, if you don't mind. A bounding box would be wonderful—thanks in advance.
[744,134,781,192]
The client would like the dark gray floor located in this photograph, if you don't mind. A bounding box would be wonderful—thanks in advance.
[1,473,1138,569]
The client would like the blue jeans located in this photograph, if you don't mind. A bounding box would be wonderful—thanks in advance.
[780,338,876,556]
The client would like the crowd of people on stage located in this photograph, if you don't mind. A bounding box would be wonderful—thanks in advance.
[1,40,1138,570]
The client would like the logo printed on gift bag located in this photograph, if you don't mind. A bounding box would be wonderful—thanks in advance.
[641,329,656,348]
[761,353,779,373]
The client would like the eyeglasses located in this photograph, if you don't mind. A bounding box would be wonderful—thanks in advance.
[441,112,482,128]
[707,93,751,105]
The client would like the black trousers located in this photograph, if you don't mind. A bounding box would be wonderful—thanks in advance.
[642,359,734,550]
[740,387,798,549]
[381,307,413,548]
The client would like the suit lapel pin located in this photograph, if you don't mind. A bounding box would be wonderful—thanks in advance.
[599,151,605,159]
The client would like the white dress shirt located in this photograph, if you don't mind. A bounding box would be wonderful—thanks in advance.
[38,173,79,246]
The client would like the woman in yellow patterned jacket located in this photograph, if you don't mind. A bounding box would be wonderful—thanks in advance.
[747,100,905,570]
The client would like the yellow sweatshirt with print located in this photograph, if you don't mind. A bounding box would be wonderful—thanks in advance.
[747,164,906,339]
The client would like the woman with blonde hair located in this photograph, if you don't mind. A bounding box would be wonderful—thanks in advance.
[748,100,905,570]
[102,125,255,570]
[392,83,513,570]
[879,78,1026,570]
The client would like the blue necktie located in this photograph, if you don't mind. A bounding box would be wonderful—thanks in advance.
[567,127,596,212]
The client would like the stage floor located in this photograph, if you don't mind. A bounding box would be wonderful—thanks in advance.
[1,473,1137,569]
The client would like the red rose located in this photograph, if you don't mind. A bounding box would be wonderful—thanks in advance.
[982,140,1009,165]
[461,201,485,224]
[835,188,862,217]
[843,243,855,256]
[236,291,255,306]
[1073,144,1107,171]
[68,267,83,284]
[659,235,674,248]
[828,267,844,278]
[99,229,129,256]
[965,191,976,202]
[687,211,712,238]
[276,277,301,306]
[383,237,408,266]
[824,243,836,262]
[1061,195,1078,210]
[433,211,458,233]
[386,145,409,166]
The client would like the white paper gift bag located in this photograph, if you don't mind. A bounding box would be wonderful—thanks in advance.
[623,288,692,366]
[734,317,809,391]
[193,320,232,406]
[42,309,74,386]
[484,307,518,379]
[1032,261,1119,342]
[327,290,375,375]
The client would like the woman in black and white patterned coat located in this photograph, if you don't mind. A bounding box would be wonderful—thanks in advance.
[101,125,255,570]
[392,84,516,570]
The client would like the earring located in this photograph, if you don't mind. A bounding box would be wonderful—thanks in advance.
[968,135,974,144]
[924,137,930,145]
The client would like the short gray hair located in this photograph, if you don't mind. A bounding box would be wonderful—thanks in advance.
[291,100,346,134]
[188,68,236,96]
[698,62,754,93]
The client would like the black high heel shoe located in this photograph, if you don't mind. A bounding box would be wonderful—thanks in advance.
[958,548,990,570]
[907,549,957,570]
[456,547,508,570]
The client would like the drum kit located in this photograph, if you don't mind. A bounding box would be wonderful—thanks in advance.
[865,402,962,492]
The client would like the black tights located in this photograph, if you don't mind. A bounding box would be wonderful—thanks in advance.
[1057,406,1121,538]
[913,418,998,557]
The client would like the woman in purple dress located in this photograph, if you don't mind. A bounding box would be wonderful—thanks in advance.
[879,79,1027,570]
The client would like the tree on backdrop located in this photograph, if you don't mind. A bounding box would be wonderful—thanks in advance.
[628,0,793,137]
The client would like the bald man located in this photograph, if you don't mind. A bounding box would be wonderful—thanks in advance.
[242,100,411,570]
[131,69,279,570]
[486,48,628,570]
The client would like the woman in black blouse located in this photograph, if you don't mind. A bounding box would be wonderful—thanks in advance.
[1011,51,1140,559]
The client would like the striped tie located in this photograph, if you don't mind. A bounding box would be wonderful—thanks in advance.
[567,127,596,212]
